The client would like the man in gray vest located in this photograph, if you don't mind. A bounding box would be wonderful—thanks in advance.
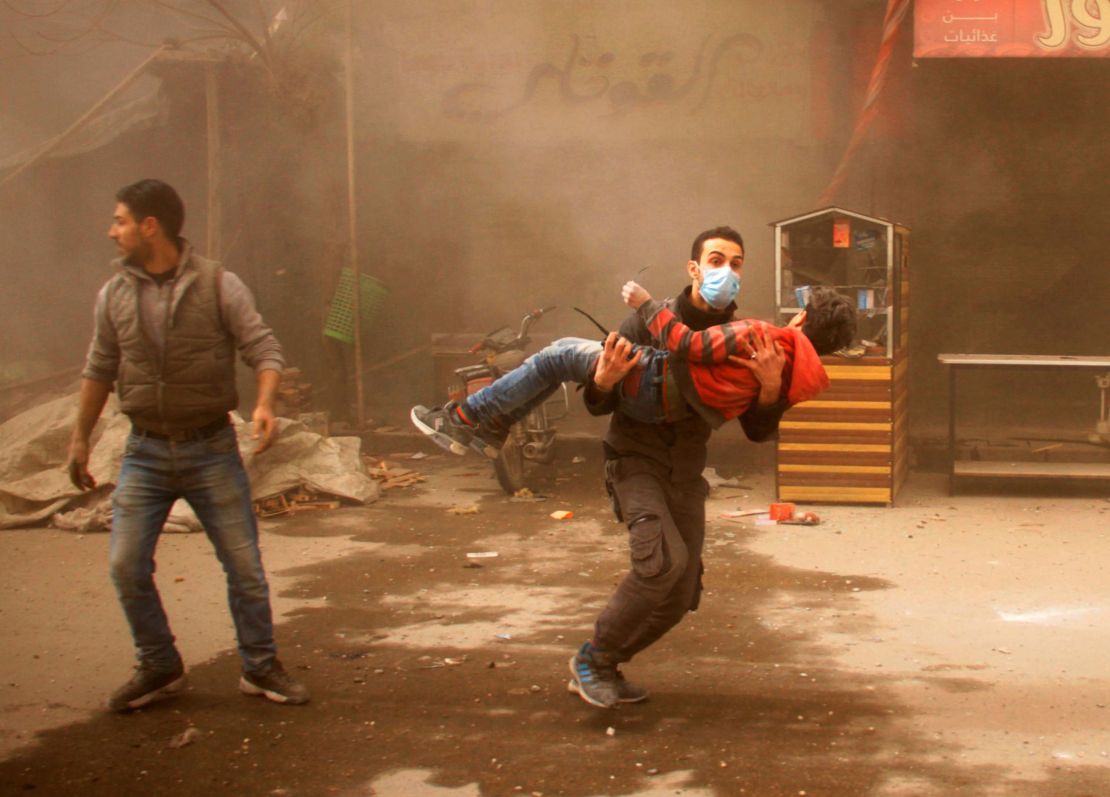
[67,179,309,711]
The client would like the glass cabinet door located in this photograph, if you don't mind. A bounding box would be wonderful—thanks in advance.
[775,212,893,358]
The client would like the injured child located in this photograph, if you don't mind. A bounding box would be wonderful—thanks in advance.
[411,281,857,458]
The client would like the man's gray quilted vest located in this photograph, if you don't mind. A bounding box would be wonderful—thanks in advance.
[107,256,238,431]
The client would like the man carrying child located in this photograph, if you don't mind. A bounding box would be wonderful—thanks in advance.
[413,226,855,709]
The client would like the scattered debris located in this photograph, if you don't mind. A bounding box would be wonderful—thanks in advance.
[2,396,377,529]
[254,494,291,518]
[53,497,202,533]
[571,456,586,464]
[168,726,201,749]
[448,505,480,515]
[274,367,314,416]
[780,511,821,526]
[769,502,796,521]
[549,510,573,520]
[466,551,499,559]
[364,457,426,490]
[295,411,329,438]
[51,505,113,533]
[720,509,764,519]
[510,487,550,502]
[416,655,468,669]
[703,467,751,490]
[606,726,616,736]
[253,486,342,518]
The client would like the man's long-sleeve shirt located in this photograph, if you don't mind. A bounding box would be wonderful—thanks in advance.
[82,242,284,387]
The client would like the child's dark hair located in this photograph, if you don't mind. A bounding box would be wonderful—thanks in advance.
[802,287,857,355]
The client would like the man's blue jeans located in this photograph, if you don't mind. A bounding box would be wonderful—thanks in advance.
[464,336,665,427]
[109,424,276,675]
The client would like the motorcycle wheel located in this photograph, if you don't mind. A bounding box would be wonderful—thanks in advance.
[493,433,526,495]
[524,407,557,465]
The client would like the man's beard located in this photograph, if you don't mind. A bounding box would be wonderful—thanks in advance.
[122,239,153,265]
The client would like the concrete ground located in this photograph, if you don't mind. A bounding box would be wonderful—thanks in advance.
[1,430,1109,797]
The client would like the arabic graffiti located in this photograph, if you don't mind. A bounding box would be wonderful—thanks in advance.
[1036,0,1110,50]
[441,33,765,122]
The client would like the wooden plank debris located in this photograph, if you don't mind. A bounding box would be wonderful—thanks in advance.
[253,486,343,518]
[363,457,426,490]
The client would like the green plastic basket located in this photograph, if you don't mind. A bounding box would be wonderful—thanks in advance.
[323,268,388,344]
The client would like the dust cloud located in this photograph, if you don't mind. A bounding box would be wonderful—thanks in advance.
[1,0,1107,445]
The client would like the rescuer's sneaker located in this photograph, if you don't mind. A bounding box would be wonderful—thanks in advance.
[567,669,649,703]
[107,663,187,712]
[239,660,310,705]
[410,402,499,458]
[568,641,620,709]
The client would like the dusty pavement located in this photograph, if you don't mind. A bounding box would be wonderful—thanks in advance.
[2,433,1110,797]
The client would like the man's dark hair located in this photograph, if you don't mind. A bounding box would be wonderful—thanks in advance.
[690,225,744,261]
[802,286,857,356]
[115,179,185,240]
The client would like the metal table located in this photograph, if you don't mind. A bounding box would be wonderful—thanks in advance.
[937,353,1110,493]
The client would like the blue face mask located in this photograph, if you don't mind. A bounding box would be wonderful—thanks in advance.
[698,264,741,309]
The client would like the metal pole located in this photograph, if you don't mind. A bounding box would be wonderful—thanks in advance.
[345,0,366,428]
[948,367,957,495]
[205,63,222,260]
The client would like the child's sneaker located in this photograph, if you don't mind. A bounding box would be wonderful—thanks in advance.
[411,402,476,456]
[468,424,506,459]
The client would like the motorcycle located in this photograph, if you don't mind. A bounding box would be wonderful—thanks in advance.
[447,307,569,494]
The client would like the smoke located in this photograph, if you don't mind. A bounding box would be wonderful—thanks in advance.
[1,1,1106,438]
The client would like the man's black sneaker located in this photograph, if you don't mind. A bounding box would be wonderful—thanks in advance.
[107,663,187,712]
[567,669,648,703]
[239,660,310,705]
[568,641,620,709]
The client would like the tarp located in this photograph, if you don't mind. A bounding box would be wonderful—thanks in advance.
[0,87,165,173]
[0,392,378,531]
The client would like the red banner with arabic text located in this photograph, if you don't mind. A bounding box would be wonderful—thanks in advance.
[915,0,1110,57]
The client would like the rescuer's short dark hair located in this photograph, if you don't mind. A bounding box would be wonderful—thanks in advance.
[690,226,744,262]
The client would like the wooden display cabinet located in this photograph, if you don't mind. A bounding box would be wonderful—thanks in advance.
[771,207,910,506]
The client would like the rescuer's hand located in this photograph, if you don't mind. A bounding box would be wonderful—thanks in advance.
[593,332,642,393]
